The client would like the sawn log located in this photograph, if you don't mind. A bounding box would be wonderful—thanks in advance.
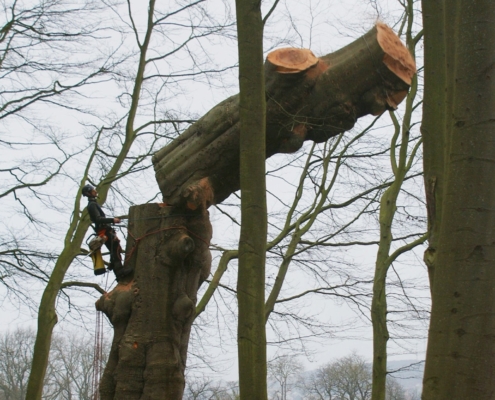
[152,23,416,209]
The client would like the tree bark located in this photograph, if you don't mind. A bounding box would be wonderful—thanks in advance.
[422,1,495,398]
[27,247,78,400]
[96,203,211,400]
[420,0,450,291]
[152,23,415,208]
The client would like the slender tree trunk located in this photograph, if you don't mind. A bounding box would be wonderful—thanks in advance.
[26,221,91,399]
[371,159,406,400]
[235,0,268,398]
[27,244,81,399]
[371,8,422,398]
[422,1,495,398]
[371,191,394,400]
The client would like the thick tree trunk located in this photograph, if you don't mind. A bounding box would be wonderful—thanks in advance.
[152,23,415,208]
[422,1,495,399]
[96,203,211,399]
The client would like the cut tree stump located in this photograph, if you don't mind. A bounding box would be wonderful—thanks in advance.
[96,24,415,400]
[152,23,416,209]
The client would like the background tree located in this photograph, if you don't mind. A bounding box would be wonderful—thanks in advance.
[46,333,100,400]
[0,328,108,400]
[0,329,34,400]
[325,353,372,400]
[303,353,410,400]
[268,354,303,400]
[385,378,407,400]
[184,376,239,400]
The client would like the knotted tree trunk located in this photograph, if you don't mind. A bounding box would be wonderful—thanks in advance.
[96,204,211,399]
[96,23,415,399]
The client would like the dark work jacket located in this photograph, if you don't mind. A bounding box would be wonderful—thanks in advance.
[87,198,114,231]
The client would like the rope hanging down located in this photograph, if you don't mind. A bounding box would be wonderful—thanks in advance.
[91,310,104,400]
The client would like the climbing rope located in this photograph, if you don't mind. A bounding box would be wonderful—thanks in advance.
[91,310,104,400]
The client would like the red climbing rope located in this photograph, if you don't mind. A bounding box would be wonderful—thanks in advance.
[91,310,104,400]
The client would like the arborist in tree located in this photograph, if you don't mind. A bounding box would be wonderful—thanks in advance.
[82,184,132,281]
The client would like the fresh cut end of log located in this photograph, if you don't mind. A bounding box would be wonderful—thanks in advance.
[376,22,416,85]
[266,48,319,73]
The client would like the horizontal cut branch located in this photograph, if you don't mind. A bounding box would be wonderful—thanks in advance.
[152,24,415,210]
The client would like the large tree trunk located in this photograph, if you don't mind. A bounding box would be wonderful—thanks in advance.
[97,24,414,400]
[96,203,211,399]
[422,1,495,398]
[152,23,415,209]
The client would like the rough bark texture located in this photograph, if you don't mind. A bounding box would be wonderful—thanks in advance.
[152,23,415,208]
[96,203,211,399]
[235,0,268,398]
[422,1,495,398]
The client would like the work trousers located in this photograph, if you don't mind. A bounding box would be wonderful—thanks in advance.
[97,227,124,276]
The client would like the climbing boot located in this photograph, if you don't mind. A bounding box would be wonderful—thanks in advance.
[91,249,106,276]
[88,237,107,276]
